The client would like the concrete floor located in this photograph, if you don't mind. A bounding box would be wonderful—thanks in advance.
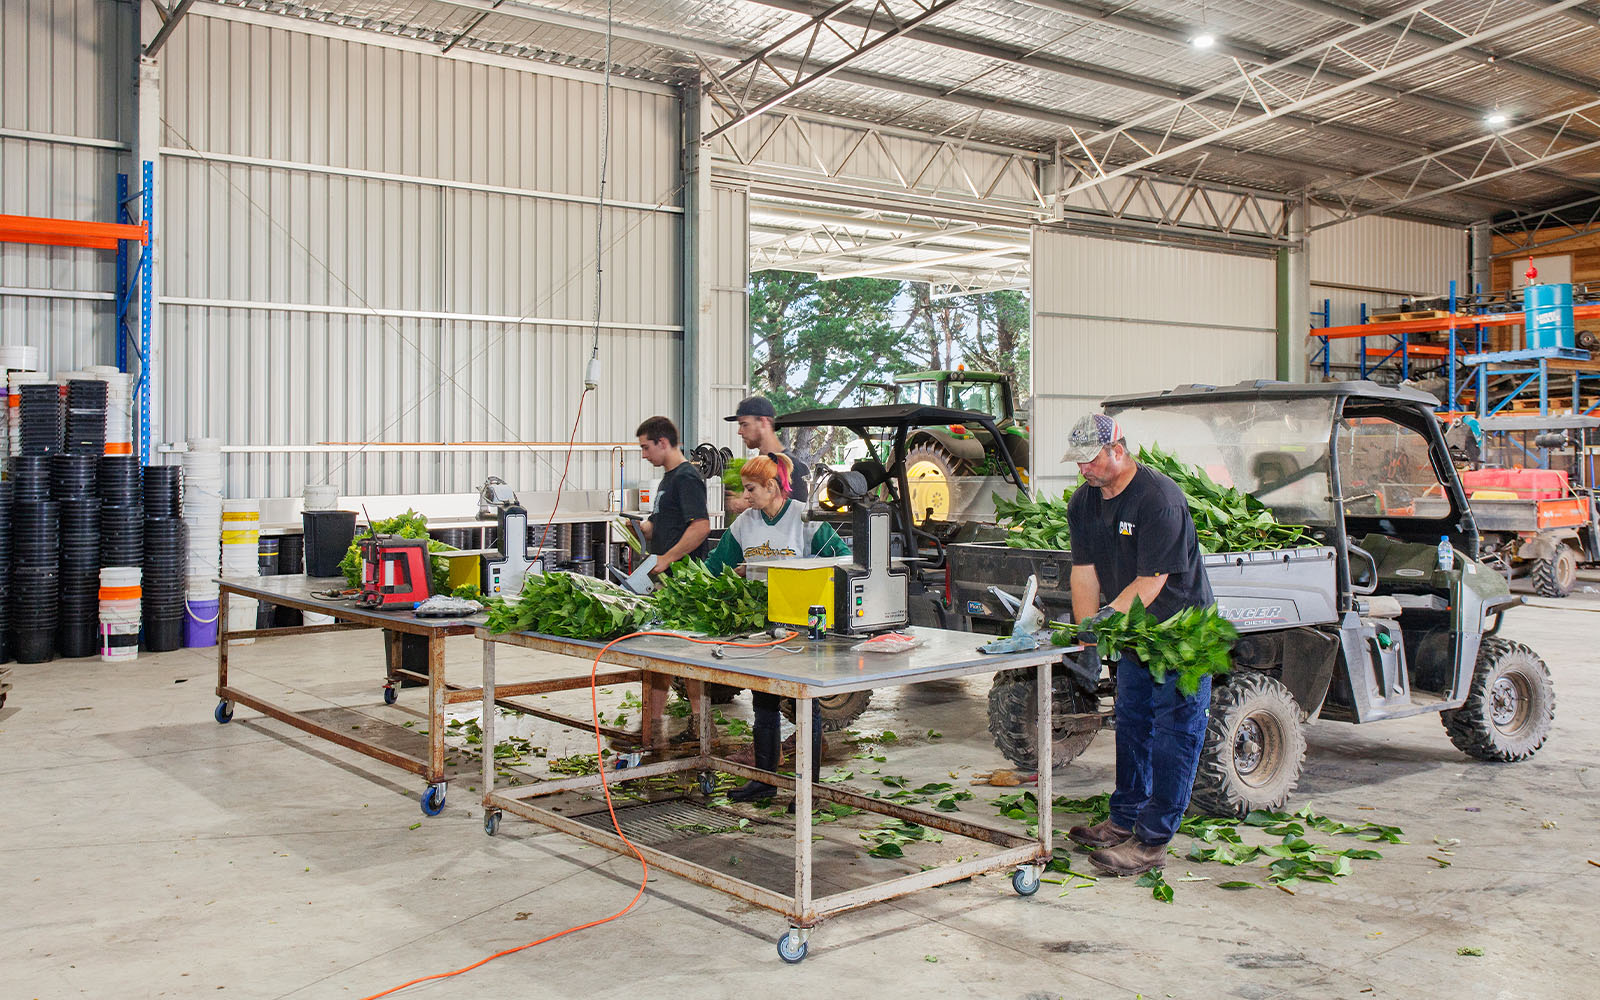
[4,588,1598,1000]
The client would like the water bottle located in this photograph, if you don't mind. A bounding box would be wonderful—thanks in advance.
[1437,535,1454,572]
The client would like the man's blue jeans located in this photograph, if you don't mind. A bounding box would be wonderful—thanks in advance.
[1108,651,1212,845]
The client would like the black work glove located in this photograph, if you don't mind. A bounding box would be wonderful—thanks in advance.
[1080,604,1117,631]
[1065,634,1103,688]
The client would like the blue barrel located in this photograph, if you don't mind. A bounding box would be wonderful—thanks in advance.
[1525,283,1574,350]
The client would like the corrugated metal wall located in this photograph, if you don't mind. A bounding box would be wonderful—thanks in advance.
[0,0,133,373]
[1030,229,1278,497]
[700,181,751,453]
[1307,216,1467,369]
[161,10,685,497]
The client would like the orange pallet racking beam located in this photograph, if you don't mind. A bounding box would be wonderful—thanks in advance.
[0,213,149,251]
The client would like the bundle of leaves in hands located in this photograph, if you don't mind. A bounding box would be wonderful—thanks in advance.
[650,558,769,637]
[485,571,653,638]
[993,488,1076,549]
[1136,444,1312,553]
[337,509,455,592]
[1053,597,1238,696]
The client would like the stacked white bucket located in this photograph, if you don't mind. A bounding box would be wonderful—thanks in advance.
[99,567,143,662]
[183,439,225,645]
[302,483,339,625]
[86,365,134,454]
[221,499,260,645]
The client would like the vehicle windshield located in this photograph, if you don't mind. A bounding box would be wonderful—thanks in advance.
[1110,397,1337,525]
[1336,413,1449,518]
[949,381,997,417]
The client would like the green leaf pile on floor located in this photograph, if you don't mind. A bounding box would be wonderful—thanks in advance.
[991,446,1314,554]
[1005,795,1401,901]
[650,558,769,637]
[338,509,455,591]
[1053,597,1239,696]
[485,571,652,639]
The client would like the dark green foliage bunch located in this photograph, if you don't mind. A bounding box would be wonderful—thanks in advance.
[485,572,653,639]
[993,488,1075,549]
[992,446,1311,554]
[650,559,769,637]
[338,509,454,592]
[1136,444,1312,553]
[721,457,747,492]
[1053,597,1239,696]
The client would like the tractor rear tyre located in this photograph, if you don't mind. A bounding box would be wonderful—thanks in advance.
[986,667,1101,772]
[780,691,873,733]
[1190,672,1307,819]
[1442,637,1554,762]
[1529,545,1578,598]
[671,677,741,705]
[905,444,961,523]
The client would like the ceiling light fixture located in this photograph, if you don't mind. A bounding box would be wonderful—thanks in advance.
[1191,32,1217,49]
[1486,111,1509,127]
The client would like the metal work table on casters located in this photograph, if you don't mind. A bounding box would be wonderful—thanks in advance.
[476,625,1063,963]
[212,575,639,816]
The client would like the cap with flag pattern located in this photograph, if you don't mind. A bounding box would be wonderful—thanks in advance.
[1060,413,1123,463]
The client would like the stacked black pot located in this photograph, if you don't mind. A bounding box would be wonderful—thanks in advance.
[142,465,186,652]
[0,482,11,663]
[17,383,62,455]
[53,454,101,658]
[64,379,107,455]
[11,496,59,663]
[99,456,143,567]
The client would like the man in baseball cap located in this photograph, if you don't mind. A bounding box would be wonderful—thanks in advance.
[723,396,809,514]
[1058,411,1216,880]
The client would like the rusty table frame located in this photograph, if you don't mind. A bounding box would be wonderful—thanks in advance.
[477,626,1060,962]
[213,575,643,816]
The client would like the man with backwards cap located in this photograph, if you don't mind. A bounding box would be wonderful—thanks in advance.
[1058,412,1216,878]
[725,396,810,517]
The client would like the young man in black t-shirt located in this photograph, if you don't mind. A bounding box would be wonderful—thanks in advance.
[1059,413,1215,878]
[636,416,709,575]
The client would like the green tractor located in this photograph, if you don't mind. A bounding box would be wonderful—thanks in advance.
[891,370,1030,521]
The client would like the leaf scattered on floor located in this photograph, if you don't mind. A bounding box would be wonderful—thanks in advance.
[408,822,421,831]
[923,955,938,963]
[1457,946,1484,957]
[1135,869,1173,903]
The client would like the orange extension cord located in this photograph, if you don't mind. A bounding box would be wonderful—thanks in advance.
[360,628,800,999]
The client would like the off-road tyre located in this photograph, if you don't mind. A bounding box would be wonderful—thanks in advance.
[1190,672,1307,819]
[1529,545,1578,598]
[780,691,874,733]
[904,443,962,522]
[1441,637,1554,762]
[987,667,1101,772]
[670,677,741,705]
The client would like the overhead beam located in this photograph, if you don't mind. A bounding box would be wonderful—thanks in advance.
[1309,98,1600,228]
[144,0,197,57]
[1055,1,1590,201]
[417,0,1528,216]
[701,0,972,140]
[1023,0,1600,170]
[818,246,1026,280]
[747,0,1572,190]
[1278,0,1600,99]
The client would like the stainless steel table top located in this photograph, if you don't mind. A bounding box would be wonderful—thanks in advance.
[478,625,1064,691]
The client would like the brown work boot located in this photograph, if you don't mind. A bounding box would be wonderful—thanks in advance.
[1067,818,1132,849]
[1087,838,1168,877]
